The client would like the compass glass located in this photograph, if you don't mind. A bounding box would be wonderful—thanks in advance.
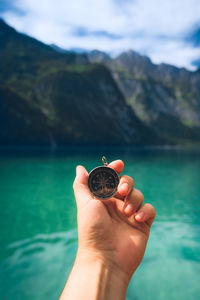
[88,166,119,199]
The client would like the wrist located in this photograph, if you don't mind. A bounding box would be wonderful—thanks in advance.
[77,246,133,281]
[75,247,129,297]
[60,247,131,300]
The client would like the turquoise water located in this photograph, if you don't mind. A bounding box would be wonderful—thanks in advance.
[0,149,200,299]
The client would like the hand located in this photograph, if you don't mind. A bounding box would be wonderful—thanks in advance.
[73,160,156,283]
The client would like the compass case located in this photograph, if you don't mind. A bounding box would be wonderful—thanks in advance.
[88,166,119,199]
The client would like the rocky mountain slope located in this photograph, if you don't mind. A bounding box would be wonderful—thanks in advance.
[0,19,160,147]
[88,50,200,144]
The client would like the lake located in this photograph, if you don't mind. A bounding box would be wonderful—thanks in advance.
[0,148,200,300]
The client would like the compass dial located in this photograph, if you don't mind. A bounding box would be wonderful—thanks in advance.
[88,166,119,199]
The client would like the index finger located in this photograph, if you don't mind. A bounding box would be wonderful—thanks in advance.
[108,160,124,175]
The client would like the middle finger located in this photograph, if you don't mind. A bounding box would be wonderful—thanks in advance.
[123,188,144,216]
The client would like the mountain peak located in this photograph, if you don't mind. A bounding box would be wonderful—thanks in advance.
[116,49,152,65]
[88,50,111,63]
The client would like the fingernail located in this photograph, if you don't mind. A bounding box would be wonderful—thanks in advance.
[120,182,129,194]
[135,211,144,221]
[124,203,132,214]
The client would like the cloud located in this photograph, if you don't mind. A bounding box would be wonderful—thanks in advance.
[72,27,123,40]
[1,0,200,70]
[185,24,200,47]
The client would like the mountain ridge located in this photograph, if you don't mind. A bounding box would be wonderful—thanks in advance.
[88,49,200,143]
[0,19,163,147]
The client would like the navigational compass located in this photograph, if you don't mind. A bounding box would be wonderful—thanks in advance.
[88,156,119,199]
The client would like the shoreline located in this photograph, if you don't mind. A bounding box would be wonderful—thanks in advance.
[0,144,200,154]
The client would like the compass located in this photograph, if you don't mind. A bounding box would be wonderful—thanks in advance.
[88,156,119,199]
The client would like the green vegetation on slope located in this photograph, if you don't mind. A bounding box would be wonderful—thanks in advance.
[0,19,162,147]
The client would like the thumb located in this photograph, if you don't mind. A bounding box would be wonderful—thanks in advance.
[73,165,91,207]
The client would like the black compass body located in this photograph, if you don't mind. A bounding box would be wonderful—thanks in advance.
[88,165,119,199]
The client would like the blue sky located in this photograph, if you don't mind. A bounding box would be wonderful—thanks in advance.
[0,0,200,70]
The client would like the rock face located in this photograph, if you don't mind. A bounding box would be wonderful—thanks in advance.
[0,20,161,147]
[88,50,200,144]
[89,50,111,64]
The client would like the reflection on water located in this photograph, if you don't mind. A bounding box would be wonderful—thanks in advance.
[0,230,78,300]
[128,221,200,300]
[1,221,200,300]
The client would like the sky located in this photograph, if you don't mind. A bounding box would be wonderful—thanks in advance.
[0,0,200,70]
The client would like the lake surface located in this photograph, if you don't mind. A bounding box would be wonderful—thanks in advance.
[0,148,200,300]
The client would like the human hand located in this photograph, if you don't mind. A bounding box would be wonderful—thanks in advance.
[73,159,156,284]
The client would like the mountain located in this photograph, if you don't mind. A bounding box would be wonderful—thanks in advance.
[0,19,160,147]
[50,44,88,55]
[50,43,70,54]
[88,50,200,144]
[89,50,111,64]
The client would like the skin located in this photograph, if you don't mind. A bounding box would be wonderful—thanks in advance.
[60,160,156,300]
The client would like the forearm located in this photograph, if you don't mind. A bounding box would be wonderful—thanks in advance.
[60,250,128,300]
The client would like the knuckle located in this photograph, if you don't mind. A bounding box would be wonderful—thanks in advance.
[120,175,134,186]
[130,177,135,186]
[136,189,144,202]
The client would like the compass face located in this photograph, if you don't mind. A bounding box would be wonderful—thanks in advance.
[88,166,119,199]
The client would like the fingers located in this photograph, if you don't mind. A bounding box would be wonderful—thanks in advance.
[117,175,134,198]
[123,188,144,216]
[109,160,132,199]
[135,203,156,227]
[73,165,91,207]
[73,163,156,228]
[108,160,124,175]
[73,160,124,208]
[103,186,143,218]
